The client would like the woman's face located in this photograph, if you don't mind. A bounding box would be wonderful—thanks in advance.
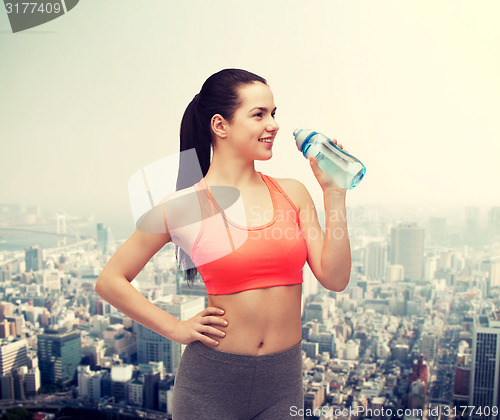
[223,82,280,160]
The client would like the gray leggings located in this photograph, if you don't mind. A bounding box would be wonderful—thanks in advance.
[172,340,304,419]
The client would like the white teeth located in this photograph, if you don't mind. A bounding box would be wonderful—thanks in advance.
[259,138,272,143]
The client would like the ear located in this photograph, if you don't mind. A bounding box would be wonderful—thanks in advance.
[210,114,229,139]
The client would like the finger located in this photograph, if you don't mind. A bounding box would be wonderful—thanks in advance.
[201,325,226,338]
[202,307,225,316]
[197,333,220,346]
[309,156,324,176]
[201,316,228,327]
[309,156,318,166]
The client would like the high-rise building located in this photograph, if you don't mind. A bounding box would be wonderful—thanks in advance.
[135,295,204,373]
[488,207,500,241]
[0,375,14,400]
[111,364,133,403]
[421,332,438,363]
[37,329,81,386]
[77,365,103,401]
[465,207,481,248]
[386,264,405,282]
[12,367,26,400]
[158,376,175,413]
[454,343,471,404]
[481,257,500,290]
[25,246,43,272]
[470,311,500,419]
[409,355,429,395]
[0,267,12,283]
[365,242,387,280]
[390,223,424,281]
[41,271,61,292]
[304,302,327,322]
[0,339,29,376]
[96,223,114,254]
[143,371,160,410]
[0,303,14,319]
[23,367,41,396]
[128,380,143,406]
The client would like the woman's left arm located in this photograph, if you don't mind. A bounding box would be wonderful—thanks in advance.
[283,154,351,292]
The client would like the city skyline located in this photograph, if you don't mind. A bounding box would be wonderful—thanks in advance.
[1,189,500,417]
[1,200,500,417]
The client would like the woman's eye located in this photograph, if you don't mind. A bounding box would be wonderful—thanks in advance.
[254,113,263,118]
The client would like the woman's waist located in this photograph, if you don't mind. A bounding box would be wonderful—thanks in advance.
[201,320,302,355]
[208,284,302,316]
[204,285,302,355]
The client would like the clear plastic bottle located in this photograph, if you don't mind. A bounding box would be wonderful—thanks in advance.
[293,129,366,190]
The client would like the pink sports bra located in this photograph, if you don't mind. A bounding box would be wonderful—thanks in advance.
[189,172,308,295]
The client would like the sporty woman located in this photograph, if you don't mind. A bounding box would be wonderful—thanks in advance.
[95,68,351,419]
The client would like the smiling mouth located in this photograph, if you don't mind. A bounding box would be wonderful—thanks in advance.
[258,138,273,143]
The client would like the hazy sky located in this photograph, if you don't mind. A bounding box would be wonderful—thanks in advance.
[1,1,499,236]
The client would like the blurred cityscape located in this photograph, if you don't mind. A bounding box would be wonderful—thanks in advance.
[0,202,500,419]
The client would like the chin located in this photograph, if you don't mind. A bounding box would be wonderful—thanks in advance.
[256,154,273,161]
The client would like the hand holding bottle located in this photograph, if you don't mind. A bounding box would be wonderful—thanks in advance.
[308,136,347,192]
[309,155,346,193]
[294,129,366,190]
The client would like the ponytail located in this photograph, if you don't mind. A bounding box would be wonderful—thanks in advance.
[175,95,209,285]
[176,94,211,191]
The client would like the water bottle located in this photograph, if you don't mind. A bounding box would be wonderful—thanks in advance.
[293,129,366,189]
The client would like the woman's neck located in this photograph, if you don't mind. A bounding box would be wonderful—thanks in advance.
[205,151,260,188]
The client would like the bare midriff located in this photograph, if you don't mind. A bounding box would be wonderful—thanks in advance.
[202,283,303,355]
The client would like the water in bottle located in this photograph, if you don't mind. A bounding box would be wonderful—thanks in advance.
[293,129,366,189]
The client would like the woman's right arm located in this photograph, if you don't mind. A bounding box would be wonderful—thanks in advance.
[94,228,227,345]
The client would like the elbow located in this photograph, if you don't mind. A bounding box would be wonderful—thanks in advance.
[319,268,351,293]
[94,275,106,299]
[316,256,351,292]
[331,275,350,292]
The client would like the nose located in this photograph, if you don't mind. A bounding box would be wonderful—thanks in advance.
[267,118,279,133]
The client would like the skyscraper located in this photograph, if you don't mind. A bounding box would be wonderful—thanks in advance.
[0,338,28,376]
[25,246,43,272]
[37,329,82,386]
[365,241,387,280]
[470,311,500,419]
[390,223,424,282]
[465,206,481,248]
[96,223,114,254]
[488,207,500,242]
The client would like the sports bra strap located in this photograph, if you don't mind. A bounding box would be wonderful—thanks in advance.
[261,174,300,217]
[194,184,215,220]
[195,180,236,252]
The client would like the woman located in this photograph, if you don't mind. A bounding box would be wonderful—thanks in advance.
[95,68,351,419]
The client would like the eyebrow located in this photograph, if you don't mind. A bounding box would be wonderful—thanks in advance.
[248,106,277,113]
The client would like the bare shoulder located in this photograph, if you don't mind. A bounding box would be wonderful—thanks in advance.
[272,177,312,211]
[136,185,201,234]
[158,185,197,206]
[158,185,201,218]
